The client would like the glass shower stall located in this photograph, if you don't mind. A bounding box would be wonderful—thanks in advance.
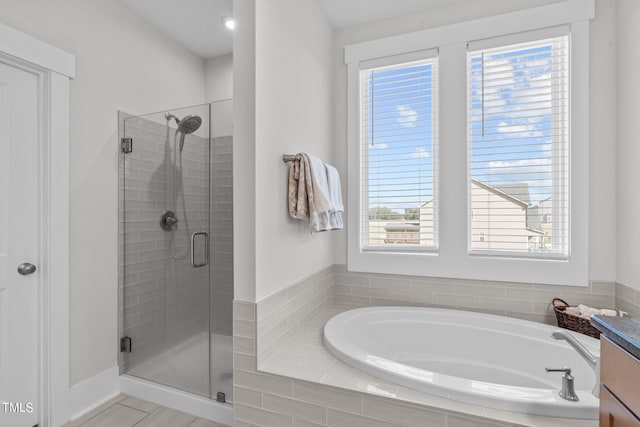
[118,100,233,403]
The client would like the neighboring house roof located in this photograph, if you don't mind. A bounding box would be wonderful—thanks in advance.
[384,223,419,231]
[471,179,529,208]
[495,183,531,205]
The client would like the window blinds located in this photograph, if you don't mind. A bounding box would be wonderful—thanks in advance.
[467,34,569,257]
[359,56,438,250]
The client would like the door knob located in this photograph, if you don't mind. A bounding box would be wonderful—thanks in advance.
[17,263,37,275]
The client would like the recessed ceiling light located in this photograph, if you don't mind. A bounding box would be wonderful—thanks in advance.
[222,17,235,30]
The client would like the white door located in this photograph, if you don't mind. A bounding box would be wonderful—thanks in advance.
[0,61,40,427]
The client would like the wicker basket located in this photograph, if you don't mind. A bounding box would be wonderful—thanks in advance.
[552,298,601,339]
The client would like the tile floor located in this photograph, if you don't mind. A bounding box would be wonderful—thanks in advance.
[65,394,229,427]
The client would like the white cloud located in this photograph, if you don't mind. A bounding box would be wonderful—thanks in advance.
[488,158,550,169]
[495,121,545,138]
[395,105,418,128]
[411,147,430,159]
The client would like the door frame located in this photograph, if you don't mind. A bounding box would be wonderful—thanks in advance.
[0,22,74,427]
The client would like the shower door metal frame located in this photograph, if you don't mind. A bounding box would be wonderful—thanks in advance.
[0,23,75,427]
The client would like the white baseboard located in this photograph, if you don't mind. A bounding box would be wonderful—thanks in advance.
[68,366,120,422]
[120,374,232,425]
[65,368,232,426]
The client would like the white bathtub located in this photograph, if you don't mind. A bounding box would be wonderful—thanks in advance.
[323,307,600,419]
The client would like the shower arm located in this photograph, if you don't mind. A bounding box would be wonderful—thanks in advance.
[165,113,180,125]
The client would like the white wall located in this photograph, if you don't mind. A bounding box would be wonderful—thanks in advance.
[233,0,257,302]
[590,0,617,282]
[205,53,233,102]
[0,0,206,386]
[232,0,334,302]
[616,0,640,291]
[254,0,334,301]
[331,0,618,283]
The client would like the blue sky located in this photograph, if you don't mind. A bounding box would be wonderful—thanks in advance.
[365,61,435,213]
[469,42,562,204]
[364,39,565,213]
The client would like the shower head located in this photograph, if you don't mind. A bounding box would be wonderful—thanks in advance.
[177,115,202,135]
[165,113,202,150]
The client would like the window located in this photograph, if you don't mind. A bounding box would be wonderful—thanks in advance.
[346,1,591,285]
[468,35,569,258]
[359,53,438,250]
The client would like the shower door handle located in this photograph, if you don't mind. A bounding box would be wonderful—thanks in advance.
[191,231,209,268]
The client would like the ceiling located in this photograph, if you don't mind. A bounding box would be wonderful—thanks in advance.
[122,0,463,60]
[121,0,233,59]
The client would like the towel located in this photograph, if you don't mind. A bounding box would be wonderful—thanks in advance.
[288,154,309,219]
[325,164,343,229]
[288,153,343,232]
[565,304,621,319]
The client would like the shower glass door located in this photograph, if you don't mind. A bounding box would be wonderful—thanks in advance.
[119,104,212,397]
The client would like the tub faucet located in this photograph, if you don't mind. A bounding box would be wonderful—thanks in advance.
[551,330,600,397]
[545,367,579,402]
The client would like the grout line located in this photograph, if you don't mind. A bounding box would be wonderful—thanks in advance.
[131,410,154,426]
[73,394,127,427]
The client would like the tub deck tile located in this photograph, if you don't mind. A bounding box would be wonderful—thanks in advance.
[258,303,599,427]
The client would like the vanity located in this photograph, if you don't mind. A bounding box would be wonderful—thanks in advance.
[591,315,640,426]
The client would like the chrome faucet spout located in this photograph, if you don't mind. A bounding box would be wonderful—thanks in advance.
[551,330,598,368]
[551,330,600,397]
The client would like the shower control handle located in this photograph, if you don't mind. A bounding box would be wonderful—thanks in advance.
[160,211,179,231]
[191,231,209,268]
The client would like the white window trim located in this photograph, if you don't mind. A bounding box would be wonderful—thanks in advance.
[346,0,593,286]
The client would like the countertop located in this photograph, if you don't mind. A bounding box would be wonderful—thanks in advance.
[591,315,640,360]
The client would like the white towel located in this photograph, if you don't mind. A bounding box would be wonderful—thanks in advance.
[568,304,619,319]
[306,154,332,214]
[325,164,343,230]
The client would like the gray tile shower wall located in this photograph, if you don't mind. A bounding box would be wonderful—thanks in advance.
[211,135,234,336]
[118,115,211,374]
[333,265,616,325]
[615,282,640,317]
[256,266,334,366]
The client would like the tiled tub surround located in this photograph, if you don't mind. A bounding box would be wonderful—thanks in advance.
[615,282,640,317]
[236,301,598,427]
[333,265,616,326]
[255,266,333,365]
[233,265,625,426]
